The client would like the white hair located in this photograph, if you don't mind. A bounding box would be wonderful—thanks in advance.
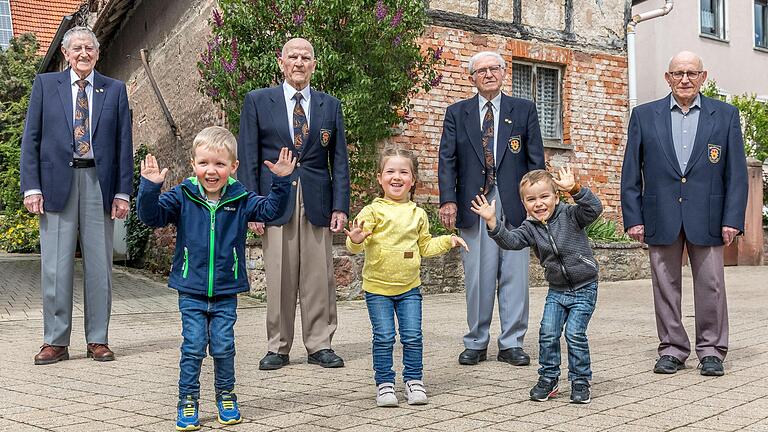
[667,51,704,71]
[468,51,506,74]
[62,26,100,50]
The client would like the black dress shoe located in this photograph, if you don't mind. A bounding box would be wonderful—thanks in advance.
[259,352,289,370]
[497,347,530,366]
[653,355,684,374]
[699,356,724,376]
[307,349,344,368]
[458,348,487,365]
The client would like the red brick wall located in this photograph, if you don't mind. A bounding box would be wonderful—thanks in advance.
[392,25,628,220]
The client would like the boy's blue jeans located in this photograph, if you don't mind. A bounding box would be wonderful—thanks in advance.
[538,281,597,382]
[178,292,237,399]
[365,287,423,385]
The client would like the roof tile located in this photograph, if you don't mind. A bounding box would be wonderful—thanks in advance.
[10,0,83,55]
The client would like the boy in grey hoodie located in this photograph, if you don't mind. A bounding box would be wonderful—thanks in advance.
[471,167,603,404]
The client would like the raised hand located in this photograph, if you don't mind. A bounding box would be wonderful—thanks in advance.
[451,234,469,252]
[264,147,297,177]
[344,219,372,244]
[470,194,497,230]
[553,165,576,192]
[141,153,168,184]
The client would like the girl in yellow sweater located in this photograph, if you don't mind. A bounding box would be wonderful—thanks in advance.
[345,148,468,407]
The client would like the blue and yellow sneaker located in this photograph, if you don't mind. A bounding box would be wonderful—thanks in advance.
[216,391,242,425]
[176,395,200,431]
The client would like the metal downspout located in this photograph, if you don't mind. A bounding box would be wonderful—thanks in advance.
[627,0,674,112]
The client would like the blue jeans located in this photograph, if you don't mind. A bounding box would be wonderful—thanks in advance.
[365,287,423,385]
[538,281,597,382]
[178,292,237,398]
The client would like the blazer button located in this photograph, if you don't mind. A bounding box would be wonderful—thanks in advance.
[678,197,683,203]
[68,161,74,167]
[481,170,485,175]
[296,162,301,167]
[681,177,686,183]
[292,181,297,186]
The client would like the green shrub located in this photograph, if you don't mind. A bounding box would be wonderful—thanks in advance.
[0,210,39,252]
[125,144,153,266]
[586,217,632,243]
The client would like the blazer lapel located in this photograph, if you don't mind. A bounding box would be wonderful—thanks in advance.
[653,95,683,176]
[496,93,515,166]
[267,86,293,148]
[684,96,715,175]
[463,95,484,164]
[57,70,73,135]
[90,72,106,138]
[304,89,325,157]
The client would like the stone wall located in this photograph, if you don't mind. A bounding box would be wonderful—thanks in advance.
[247,238,650,299]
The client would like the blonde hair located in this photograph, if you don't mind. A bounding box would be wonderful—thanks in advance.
[519,169,556,196]
[192,126,237,161]
[377,147,419,196]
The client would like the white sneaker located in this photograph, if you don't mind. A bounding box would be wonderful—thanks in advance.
[376,383,398,407]
[405,380,428,405]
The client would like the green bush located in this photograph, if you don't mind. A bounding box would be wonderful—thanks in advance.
[702,80,768,162]
[198,0,444,207]
[586,217,632,243]
[125,144,153,266]
[0,210,40,252]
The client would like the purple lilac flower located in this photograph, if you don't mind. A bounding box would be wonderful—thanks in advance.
[391,8,403,27]
[212,9,224,27]
[375,0,387,22]
[434,46,443,60]
[221,37,239,73]
[208,87,220,98]
[430,74,443,87]
[270,2,281,17]
[200,51,211,67]
[392,35,402,47]
[293,10,305,26]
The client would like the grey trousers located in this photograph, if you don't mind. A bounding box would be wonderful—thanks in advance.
[649,230,728,361]
[460,188,530,351]
[263,180,337,355]
[40,167,114,346]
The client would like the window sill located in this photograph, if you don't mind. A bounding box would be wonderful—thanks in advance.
[543,139,571,150]
[755,46,768,54]
[699,33,729,44]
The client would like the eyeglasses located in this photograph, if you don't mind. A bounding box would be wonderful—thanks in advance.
[68,45,96,54]
[668,70,703,81]
[473,65,504,77]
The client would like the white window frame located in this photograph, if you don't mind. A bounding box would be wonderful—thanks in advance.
[511,61,564,148]
[0,0,13,49]
[699,0,728,42]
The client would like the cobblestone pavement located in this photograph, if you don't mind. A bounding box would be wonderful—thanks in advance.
[1,254,767,431]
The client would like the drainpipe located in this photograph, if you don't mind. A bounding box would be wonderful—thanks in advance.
[627,0,674,112]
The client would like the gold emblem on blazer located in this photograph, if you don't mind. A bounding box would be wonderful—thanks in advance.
[320,129,331,147]
[508,135,522,153]
[708,144,721,163]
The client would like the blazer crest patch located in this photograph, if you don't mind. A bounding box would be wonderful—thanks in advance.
[320,129,332,147]
[508,135,522,153]
[708,144,721,163]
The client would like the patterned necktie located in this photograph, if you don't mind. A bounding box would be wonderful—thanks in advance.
[74,79,90,157]
[481,101,496,194]
[293,92,308,154]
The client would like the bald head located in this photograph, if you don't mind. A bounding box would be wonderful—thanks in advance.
[668,51,704,71]
[282,38,314,59]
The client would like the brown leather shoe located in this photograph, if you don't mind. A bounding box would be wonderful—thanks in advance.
[34,344,69,365]
[87,343,115,362]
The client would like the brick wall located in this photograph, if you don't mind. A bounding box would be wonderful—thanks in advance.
[396,25,628,218]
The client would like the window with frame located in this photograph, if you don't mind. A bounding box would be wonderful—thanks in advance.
[511,62,563,144]
[0,0,12,49]
[757,0,768,49]
[701,0,727,40]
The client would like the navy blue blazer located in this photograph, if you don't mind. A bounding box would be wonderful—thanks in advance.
[621,94,748,246]
[20,69,133,213]
[237,85,350,227]
[438,93,545,229]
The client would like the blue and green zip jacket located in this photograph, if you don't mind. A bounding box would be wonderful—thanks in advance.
[137,175,291,297]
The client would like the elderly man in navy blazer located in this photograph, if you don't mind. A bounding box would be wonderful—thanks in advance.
[621,51,748,377]
[438,51,545,367]
[238,38,350,370]
[20,27,133,365]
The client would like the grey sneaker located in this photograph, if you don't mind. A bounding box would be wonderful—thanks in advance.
[570,379,591,404]
[376,383,398,407]
[405,380,428,405]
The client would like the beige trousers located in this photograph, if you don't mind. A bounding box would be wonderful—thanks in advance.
[263,180,337,355]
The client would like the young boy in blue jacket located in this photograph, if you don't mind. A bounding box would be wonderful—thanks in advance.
[137,126,295,431]
[471,166,603,404]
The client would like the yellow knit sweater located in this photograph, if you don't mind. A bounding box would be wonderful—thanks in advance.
[346,198,453,296]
